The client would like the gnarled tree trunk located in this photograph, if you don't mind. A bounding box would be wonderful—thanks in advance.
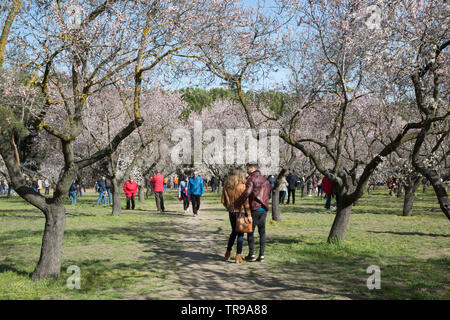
[111,178,122,216]
[31,205,66,280]
[411,119,450,220]
[271,190,280,222]
[271,168,287,222]
[327,197,352,243]
[138,184,145,202]
[402,175,422,217]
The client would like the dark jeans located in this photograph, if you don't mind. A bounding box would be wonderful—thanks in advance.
[181,193,189,210]
[191,194,201,214]
[324,193,332,209]
[106,187,112,204]
[45,187,50,195]
[248,209,267,257]
[287,189,295,204]
[279,191,286,204]
[126,196,135,210]
[154,191,165,212]
[227,212,245,254]
[334,193,339,207]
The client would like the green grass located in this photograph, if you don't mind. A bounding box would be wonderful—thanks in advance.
[0,187,448,299]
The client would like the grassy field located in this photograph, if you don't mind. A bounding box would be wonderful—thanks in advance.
[0,187,448,300]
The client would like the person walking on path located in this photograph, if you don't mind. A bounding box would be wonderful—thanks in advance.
[229,163,271,263]
[188,170,204,216]
[211,176,218,193]
[96,177,107,205]
[178,176,190,213]
[105,178,113,205]
[37,178,42,194]
[69,181,77,205]
[150,173,165,213]
[123,176,138,210]
[76,180,82,198]
[32,177,39,193]
[163,177,168,192]
[322,176,334,211]
[317,176,323,197]
[286,172,298,204]
[268,175,275,200]
[279,175,288,204]
[221,168,252,263]
[174,176,179,189]
[44,178,50,195]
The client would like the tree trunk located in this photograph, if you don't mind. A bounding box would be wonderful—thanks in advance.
[111,178,122,216]
[327,198,352,243]
[31,205,66,280]
[301,184,305,197]
[429,179,450,220]
[402,176,421,217]
[413,162,449,220]
[411,119,449,220]
[138,185,145,202]
[402,187,414,217]
[396,182,403,197]
[272,190,281,222]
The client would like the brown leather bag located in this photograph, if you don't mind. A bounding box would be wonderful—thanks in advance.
[236,215,253,233]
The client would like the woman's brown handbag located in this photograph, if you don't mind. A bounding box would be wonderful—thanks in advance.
[236,215,253,233]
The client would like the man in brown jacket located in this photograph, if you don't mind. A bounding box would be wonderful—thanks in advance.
[229,163,271,262]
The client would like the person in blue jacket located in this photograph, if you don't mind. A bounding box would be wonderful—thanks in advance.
[187,170,204,216]
[69,181,77,205]
[96,176,107,205]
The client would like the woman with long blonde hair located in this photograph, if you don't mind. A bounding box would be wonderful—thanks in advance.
[221,168,252,263]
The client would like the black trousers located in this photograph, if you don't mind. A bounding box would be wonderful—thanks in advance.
[279,191,286,204]
[191,194,201,214]
[287,189,295,204]
[248,210,267,257]
[126,196,135,210]
[181,193,189,210]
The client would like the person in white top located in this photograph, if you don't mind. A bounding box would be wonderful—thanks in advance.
[37,179,43,194]
[279,175,288,204]
[44,178,50,195]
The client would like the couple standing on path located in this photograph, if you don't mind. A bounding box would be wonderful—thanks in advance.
[221,163,271,263]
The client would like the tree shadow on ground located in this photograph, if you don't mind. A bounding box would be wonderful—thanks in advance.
[0,264,30,276]
[368,231,450,238]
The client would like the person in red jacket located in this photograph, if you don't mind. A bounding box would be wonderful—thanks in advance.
[150,172,165,213]
[123,176,138,210]
[321,176,334,211]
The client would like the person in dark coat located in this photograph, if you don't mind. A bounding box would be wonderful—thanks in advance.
[286,172,299,204]
[268,175,275,200]
[96,177,107,205]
